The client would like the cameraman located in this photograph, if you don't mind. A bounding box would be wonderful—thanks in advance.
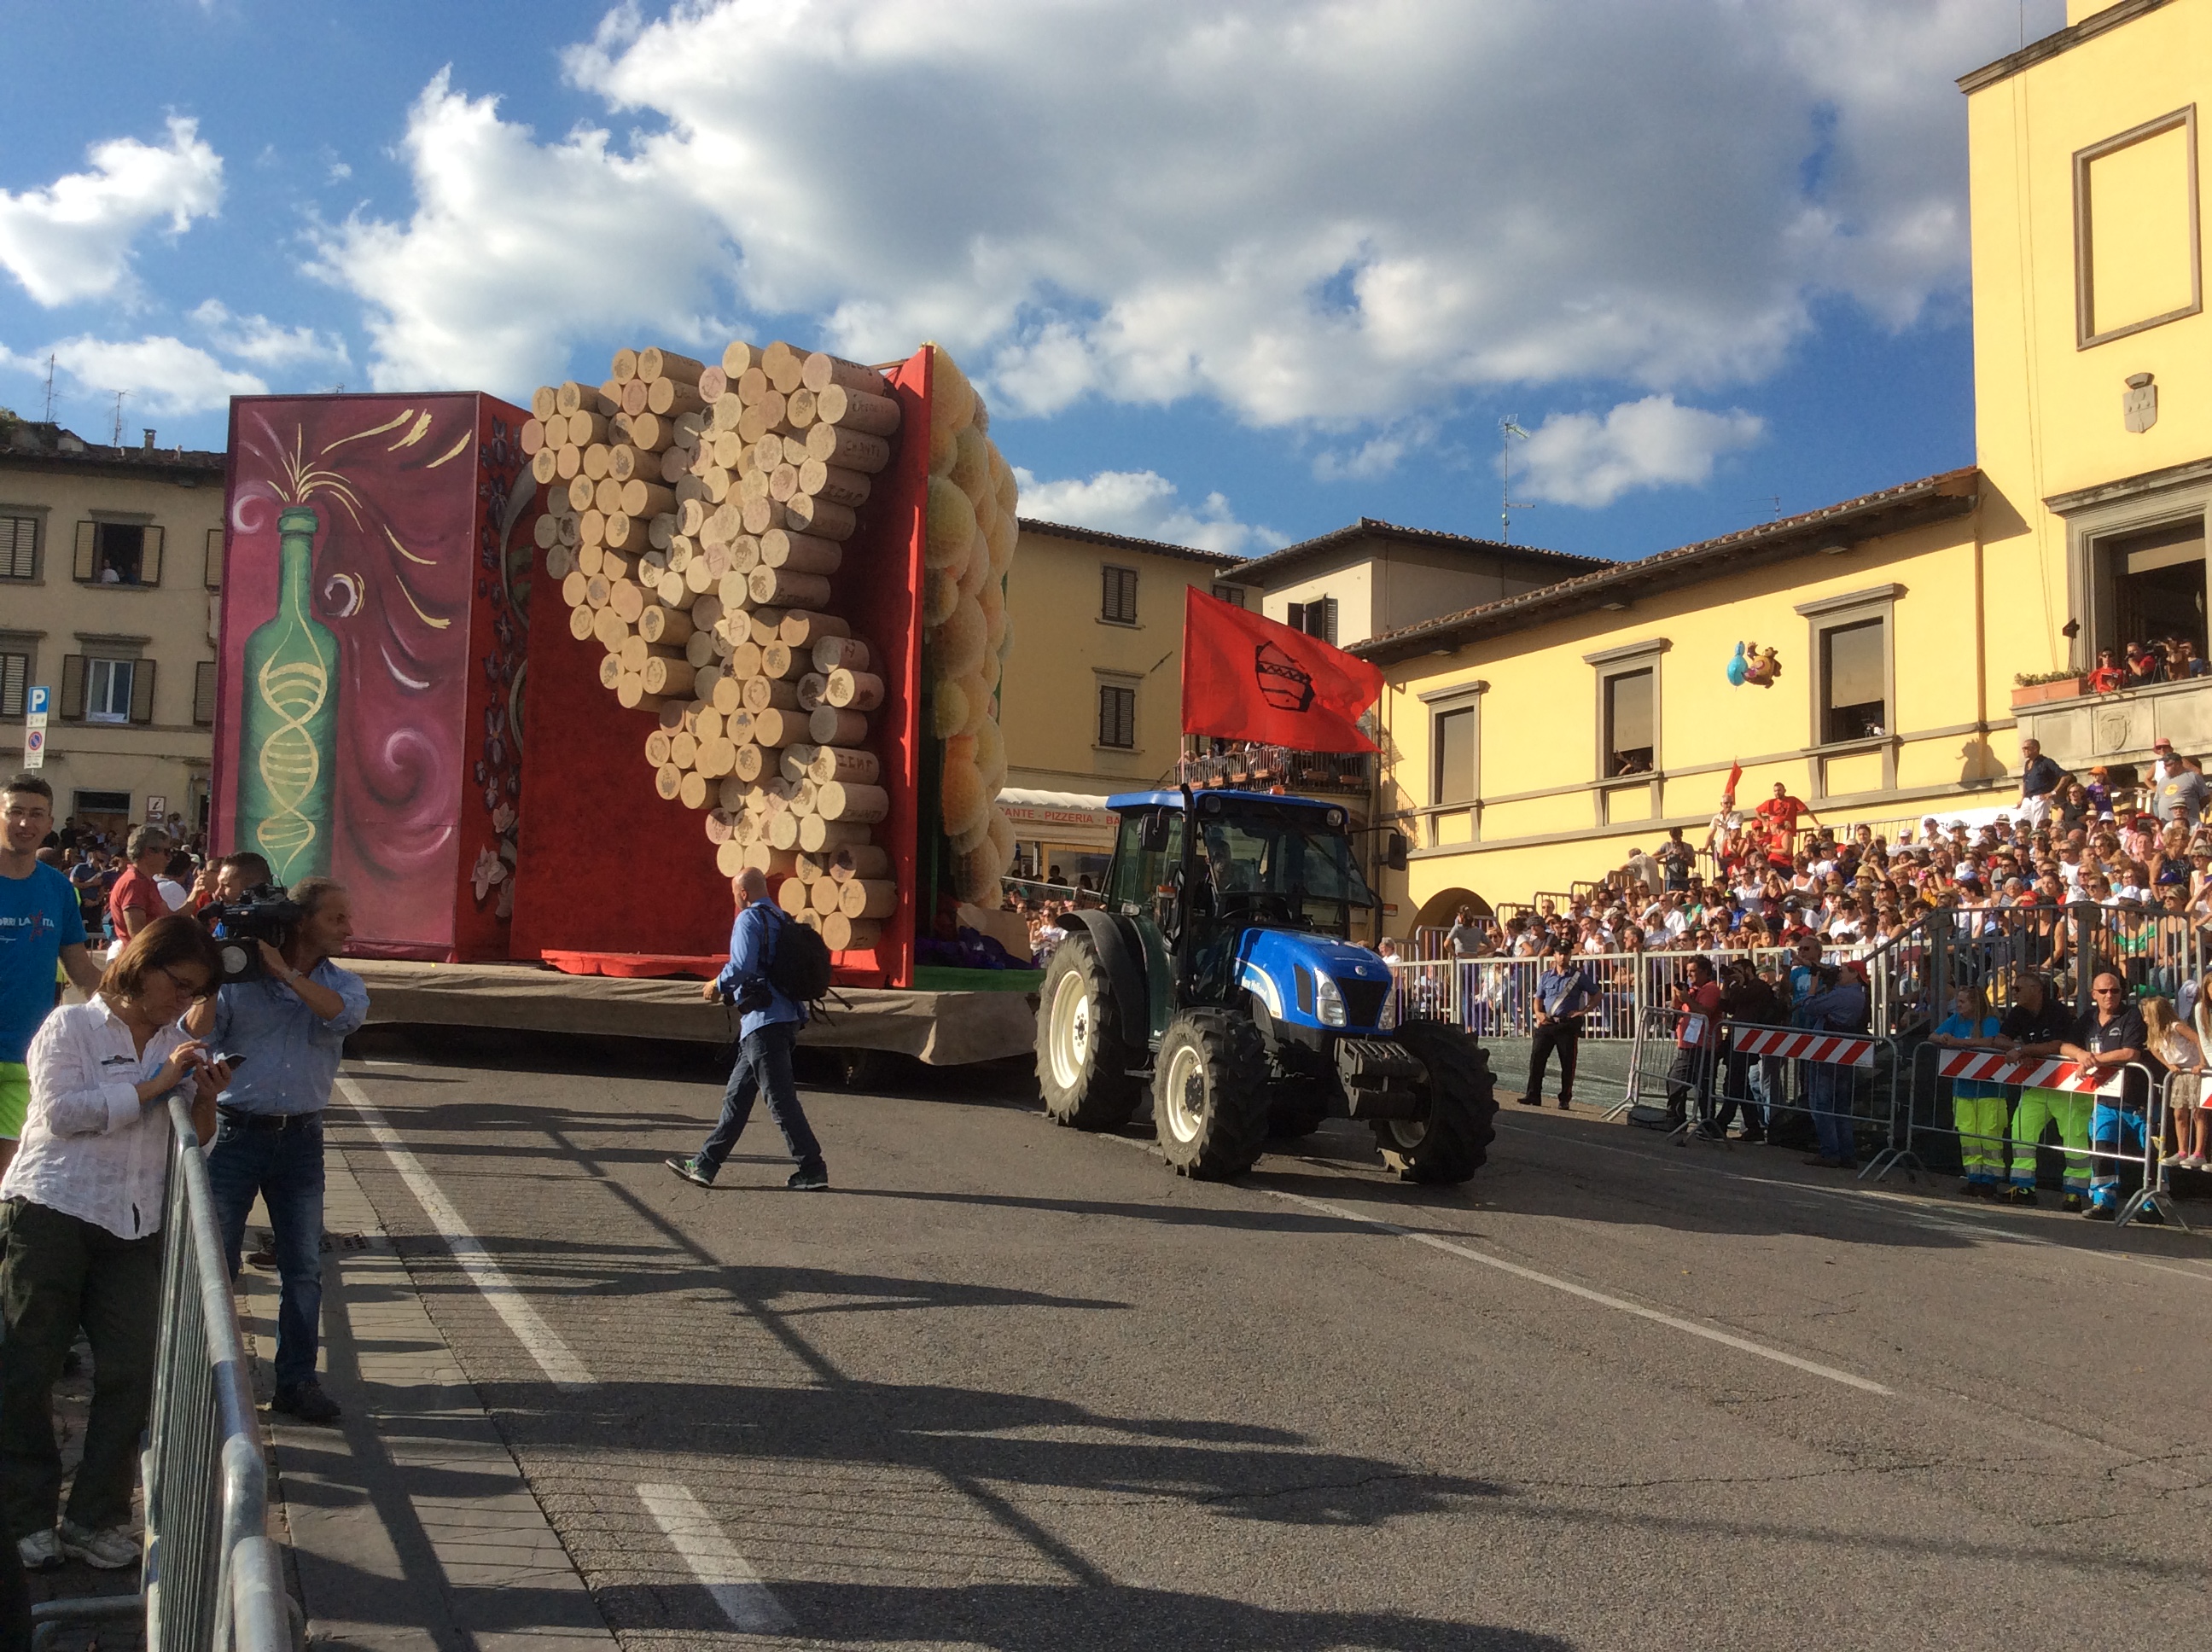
[188,852,272,916]
[185,876,366,1424]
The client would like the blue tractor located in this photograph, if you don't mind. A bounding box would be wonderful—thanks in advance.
[1037,787,1497,1182]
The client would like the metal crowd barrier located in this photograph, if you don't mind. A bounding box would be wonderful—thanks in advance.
[31,1096,295,1652]
[1387,941,1908,1045]
[1612,1009,1903,1168]
[1886,1047,2192,1231]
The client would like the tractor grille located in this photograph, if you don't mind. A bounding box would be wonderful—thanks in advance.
[1335,976,1390,1027]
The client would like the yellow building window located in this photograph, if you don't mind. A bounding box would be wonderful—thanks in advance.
[1819,618,1888,742]
[2098,518,2207,659]
[1433,705,1476,805]
[1603,667,1654,777]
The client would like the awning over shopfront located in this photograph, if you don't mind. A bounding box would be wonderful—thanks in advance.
[996,788,1121,849]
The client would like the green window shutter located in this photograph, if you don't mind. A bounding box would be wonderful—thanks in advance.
[59,654,85,719]
[0,654,23,718]
[128,659,156,724]
[192,660,217,725]
[139,525,164,587]
[204,527,224,590]
[73,522,96,582]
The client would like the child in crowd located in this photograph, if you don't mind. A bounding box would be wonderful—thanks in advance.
[2143,995,2208,1170]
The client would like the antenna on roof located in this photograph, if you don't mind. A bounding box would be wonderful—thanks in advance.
[1499,417,1533,543]
[41,355,55,422]
[109,391,126,447]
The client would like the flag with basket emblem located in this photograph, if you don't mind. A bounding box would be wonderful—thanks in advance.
[1180,588,1385,753]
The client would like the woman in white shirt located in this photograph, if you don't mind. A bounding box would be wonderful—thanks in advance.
[0,915,225,1573]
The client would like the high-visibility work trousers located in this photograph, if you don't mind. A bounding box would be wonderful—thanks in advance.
[2010,1086,2093,1193]
[1953,1090,2010,1182]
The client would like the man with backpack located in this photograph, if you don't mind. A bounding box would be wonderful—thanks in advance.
[666,868,830,1191]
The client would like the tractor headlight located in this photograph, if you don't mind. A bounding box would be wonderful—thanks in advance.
[1314,973,1348,1028]
[1375,986,1397,1032]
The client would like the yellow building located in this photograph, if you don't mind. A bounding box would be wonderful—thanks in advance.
[1359,0,2210,933]
[0,420,226,841]
[998,519,1245,885]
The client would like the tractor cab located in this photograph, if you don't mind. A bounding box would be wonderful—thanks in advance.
[1037,786,1496,1185]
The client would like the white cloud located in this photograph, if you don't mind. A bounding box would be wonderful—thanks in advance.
[303,68,731,393]
[1015,467,1284,558]
[309,2,2052,435]
[0,117,223,306]
[1517,395,1765,509]
[1313,428,1426,483]
[189,300,350,369]
[2,335,267,416]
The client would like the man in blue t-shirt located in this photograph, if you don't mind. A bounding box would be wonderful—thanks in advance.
[666,867,827,1191]
[0,776,103,1178]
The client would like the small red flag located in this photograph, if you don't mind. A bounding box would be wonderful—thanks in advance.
[1180,588,1385,753]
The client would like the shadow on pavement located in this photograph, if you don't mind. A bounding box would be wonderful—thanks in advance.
[597,1578,1572,1649]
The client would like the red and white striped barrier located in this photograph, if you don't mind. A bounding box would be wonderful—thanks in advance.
[1933,1047,2125,1096]
[1725,1024,1876,1068]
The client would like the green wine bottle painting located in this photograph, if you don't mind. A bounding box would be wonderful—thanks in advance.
[236,504,340,881]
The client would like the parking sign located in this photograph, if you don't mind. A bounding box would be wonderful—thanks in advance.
[25,686,47,718]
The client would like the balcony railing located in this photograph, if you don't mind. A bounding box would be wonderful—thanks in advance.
[1176,744,1374,797]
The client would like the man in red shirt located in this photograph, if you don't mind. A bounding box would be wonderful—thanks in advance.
[105,828,171,947]
[1755,782,1819,871]
[1665,956,1723,1130]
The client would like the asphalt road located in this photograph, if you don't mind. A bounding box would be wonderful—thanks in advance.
[328,1033,2212,1650]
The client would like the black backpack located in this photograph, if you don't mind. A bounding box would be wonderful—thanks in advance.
[764,907,835,1004]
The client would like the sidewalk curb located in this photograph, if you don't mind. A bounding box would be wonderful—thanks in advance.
[236,1138,616,1652]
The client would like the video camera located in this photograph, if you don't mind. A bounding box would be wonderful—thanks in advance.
[207,882,304,983]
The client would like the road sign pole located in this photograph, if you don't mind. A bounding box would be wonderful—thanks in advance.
[22,685,49,771]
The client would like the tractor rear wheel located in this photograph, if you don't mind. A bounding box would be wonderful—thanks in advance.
[1037,935,1142,1131]
[1153,1010,1271,1179]
[1371,1019,1498,1185]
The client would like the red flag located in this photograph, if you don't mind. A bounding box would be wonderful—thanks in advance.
[1181,588,1385,753]
[1723,760,1743,803]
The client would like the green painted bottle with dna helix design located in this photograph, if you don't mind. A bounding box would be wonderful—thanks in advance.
[236,504,340,883]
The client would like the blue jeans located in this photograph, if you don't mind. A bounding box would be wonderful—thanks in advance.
[697,1023,822,1178]
[207,1113,326,1390]
[1808,1065,1857,1163]
[2088,1102,2147,1209]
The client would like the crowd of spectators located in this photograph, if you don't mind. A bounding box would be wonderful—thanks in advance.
[1432,747,2212,994]
[2086,636,2209,693]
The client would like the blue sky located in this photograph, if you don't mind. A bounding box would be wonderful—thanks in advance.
[0,0,2062,564]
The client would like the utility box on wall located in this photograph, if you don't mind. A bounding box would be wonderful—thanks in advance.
[210,393,538,960]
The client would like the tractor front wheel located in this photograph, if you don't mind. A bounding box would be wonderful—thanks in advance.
[1371,1019,1499,1185]
[1154,1010,1271,1180]
[1037,935,1142,1131]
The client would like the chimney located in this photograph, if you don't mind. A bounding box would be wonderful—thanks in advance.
[142,428,156,451]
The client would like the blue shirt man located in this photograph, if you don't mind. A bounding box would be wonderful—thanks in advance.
[211,960,370,1115]
[194,875,365,1423]
[668,870,827,1191]
[712,894,806,1043]
[1,777,102,1167]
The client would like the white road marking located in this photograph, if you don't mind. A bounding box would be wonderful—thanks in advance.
[1493,1115,2212,1285]
[1096,1129,1892,1395]
[1266,1185,1895,1395]
[637,1482,795,1633]
[335,1073,597,1392]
